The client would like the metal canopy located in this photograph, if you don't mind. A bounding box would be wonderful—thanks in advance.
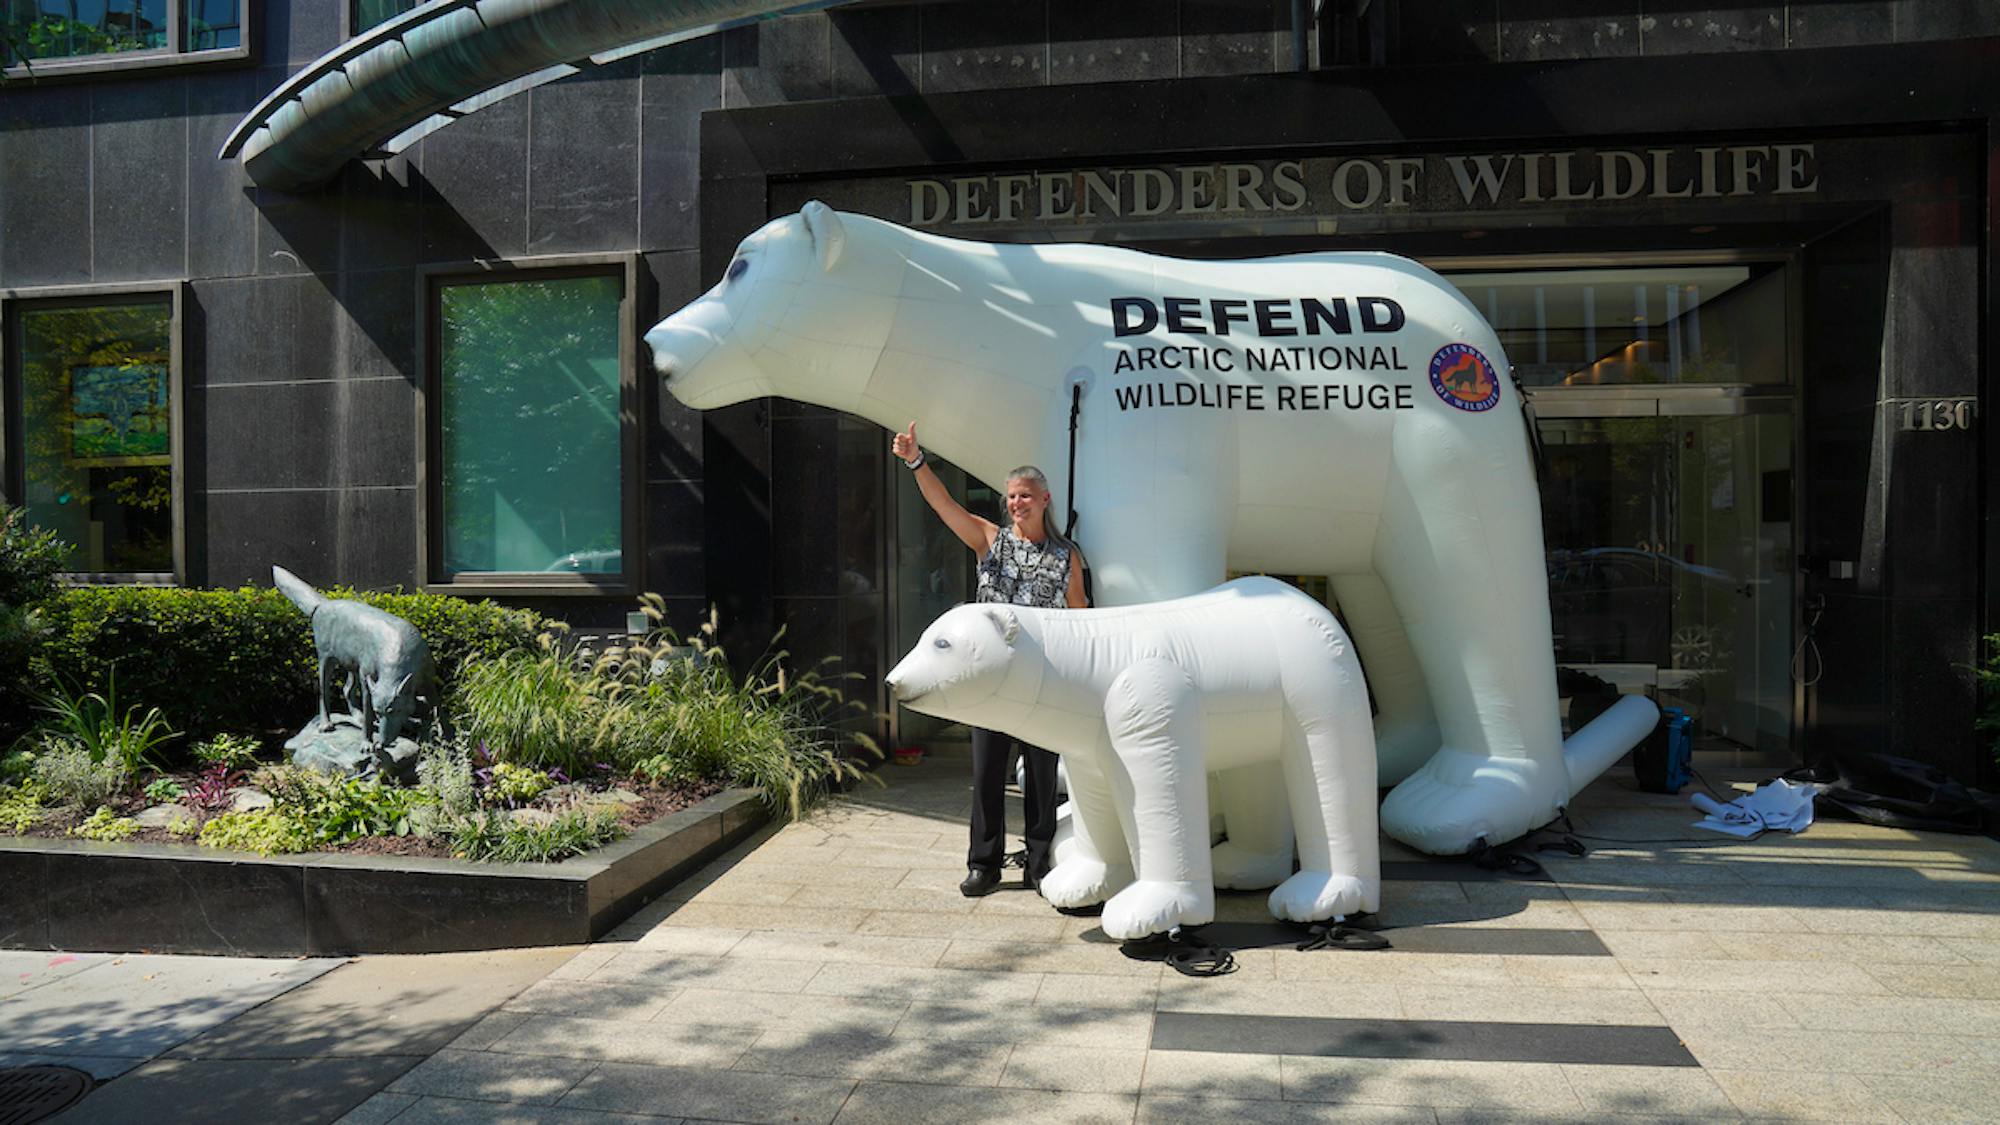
[221,0,849,191]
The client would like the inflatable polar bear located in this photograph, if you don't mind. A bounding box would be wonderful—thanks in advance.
[644,202,1656,867]
[886,578,1378,939]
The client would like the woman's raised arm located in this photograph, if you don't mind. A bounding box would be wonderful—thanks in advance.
[894,421,996,555]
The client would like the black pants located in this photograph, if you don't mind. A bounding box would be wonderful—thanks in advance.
[968,726,1059,880]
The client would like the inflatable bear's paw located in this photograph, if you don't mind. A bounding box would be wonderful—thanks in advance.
[1102,879,1213,942]
[1379,750,1566,857]
[1049,803,1078,867]
[1038,855,1133,910]
[1268,870,1373,924]
[1210,840,1294,890]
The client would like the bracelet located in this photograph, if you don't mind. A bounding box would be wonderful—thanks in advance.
[903,449,926,470]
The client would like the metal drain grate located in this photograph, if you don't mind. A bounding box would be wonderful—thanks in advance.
[0,1067,92,1125]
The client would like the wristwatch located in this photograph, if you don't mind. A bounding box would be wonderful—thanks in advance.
[903,447,926,470]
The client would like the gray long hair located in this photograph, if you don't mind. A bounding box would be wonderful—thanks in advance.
[1004,465,1079,556]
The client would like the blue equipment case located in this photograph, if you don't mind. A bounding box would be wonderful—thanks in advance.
[1634,706,1694,794]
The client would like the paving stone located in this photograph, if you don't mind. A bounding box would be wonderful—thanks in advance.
[9,952,340,1057]
[1000,1045,1146,1093]
[0,1053,144,1079]
[1394,983,1662,1025]
[895,1000,1153,1048]
[1273,951,1512,985]
[560,1060,854,1123]
[445,1009,533,1050]
[547,946,623,981]
[938,939,1167,976]
[1597,931,1734,960]
[1034,974,1159,1008]
[1139,1095,1434,1122]
[831,1080,1136,1124]
[1279,1056,1584,1110]
[1153,978,1402,1019]
[1859,1071,2000,1122]
[1141,1048,1282,1100]
[649,902,860,935]
[488,1014,762,1067]
[1618,958,1886,994]
[0,951,110,999]
[734,1028,1010,1084]
[333,1091,421,1124]
[1571,903,1810,933]
[1862,962,2000,999]
[651,988,907,1035]
[620,923,753,955]
[1708,1069,1900,1122]
[803,962,1046,1004]
[1559,1063,1738,1116]
[1677,1026,2000,1076]
[1779,991,2000,1035]
[388,1048,597,1105]
[60,1056,425,1124]
[856,910,1067,943]
[754,863,915,890]
[585,951,824,993]
[787,884,980,914]
[502,979,678,1022]
[384,1095,677,1123]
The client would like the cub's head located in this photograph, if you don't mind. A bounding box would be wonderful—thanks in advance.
[884,604,1021,718]
[644,201,895,412]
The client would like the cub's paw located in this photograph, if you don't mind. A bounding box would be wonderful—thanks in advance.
[1379,750,1566,857]
[1102,880,1213,942]
[1037,856,1133,910]
[1210,840,1294,890]
[1268,870,1374,924]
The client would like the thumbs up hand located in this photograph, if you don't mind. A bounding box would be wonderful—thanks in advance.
[892,422,919,464]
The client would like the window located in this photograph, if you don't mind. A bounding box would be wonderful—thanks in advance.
[423,262,641,592]
[351,0,418,36]
[2,0,247,74]
[3,290,181,579]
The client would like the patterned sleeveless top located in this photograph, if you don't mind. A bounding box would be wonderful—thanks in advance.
[975,526,1072,609]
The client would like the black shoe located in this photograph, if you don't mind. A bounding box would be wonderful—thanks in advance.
[959,867,1001,897]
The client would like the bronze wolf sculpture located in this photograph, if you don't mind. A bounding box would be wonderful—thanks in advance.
[273,566,435,750]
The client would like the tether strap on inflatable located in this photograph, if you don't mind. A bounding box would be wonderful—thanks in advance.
[1123,926,1237,977]
[1065,383,1082,540]
[1511,367,1546,480]
[1296,916,1393,952]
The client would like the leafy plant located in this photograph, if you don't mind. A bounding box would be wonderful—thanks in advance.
[1976,633,2000,765]
[0,502,69,746]
[254,765,430,843]
[445,806,624,863]
[143,777,185,803]
[0,782,47,833]
[192,733,263,771]
[0,748,33,786]
[70,806,140,842]
[448,637,625,777]
[181,764,241,816]
[166,813,199,837]
[29,738,128,808]
[199,809,310,855]
[487,761,553,806]
[33,670,179,775]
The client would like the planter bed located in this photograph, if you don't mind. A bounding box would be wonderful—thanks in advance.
[0,788,767,956]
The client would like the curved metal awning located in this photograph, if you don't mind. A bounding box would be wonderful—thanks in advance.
[222,0,849,191]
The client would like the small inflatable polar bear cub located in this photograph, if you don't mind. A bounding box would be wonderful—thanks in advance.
[885,577,1379,941]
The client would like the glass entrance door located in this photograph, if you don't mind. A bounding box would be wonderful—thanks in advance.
[1445,260,1798,763]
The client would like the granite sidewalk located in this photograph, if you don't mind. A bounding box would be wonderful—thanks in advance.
[22,750,2000,1123]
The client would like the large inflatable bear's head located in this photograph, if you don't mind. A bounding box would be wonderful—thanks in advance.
[884,603,1022,718]
[645,201,899,412]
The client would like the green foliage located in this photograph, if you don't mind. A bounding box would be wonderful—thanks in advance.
[32,584,544,754]
[192,733,263,771]
[70,806,140,842]
[32,671,179,775]
[0,749,33,786]
[488,761,553,806]
[29,738,128,809]
[0,781,47,833]
[254,765,431,843]
[144,777,186,803]
[1977,634,2000,764]
[199,808,310,855]
[445,807,625,863]
[449,641,624,777]
[1,502,69,745]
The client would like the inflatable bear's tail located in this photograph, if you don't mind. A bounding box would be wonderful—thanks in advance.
[271,565,325,618]
[1562,694,1661,797]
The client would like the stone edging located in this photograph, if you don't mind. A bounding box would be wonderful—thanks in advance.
[0,788,768,956]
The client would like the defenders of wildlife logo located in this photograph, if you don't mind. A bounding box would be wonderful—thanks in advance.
[1428,343,1500,412]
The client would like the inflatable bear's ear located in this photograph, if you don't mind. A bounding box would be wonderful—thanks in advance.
[981,605,1020,644]
[800,200,846,272]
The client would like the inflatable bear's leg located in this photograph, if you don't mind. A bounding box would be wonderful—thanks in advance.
[1329,572,1441,787]
[1036,744,1136,910]
[1268,636,1381,923]
[1098,659,1215,941]
[1371,419,1568,855]
[1210,763,1295,890]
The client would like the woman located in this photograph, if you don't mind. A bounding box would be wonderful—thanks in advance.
[891,421,1086,897]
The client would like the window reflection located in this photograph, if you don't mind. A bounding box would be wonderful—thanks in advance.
[3,0,167,59]
[437,274,625,578]
[353,0,419,35]
[1445,264,1787,387]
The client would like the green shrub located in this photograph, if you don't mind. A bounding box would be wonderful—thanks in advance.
[33,584,545,754]
[70,806,140,842]
[199,808,310,855]
[29,738,128,808]
[0,782,47,833]
[1,502,70,746]
[1977,633,2000,765]
[254,765,431,843]
[192,733,264,770]
[445,807,624,863]
[0,749,33,786]
[488,761,553,806]
[449,644,626,777]
[144,777,186,803]
[33,671,179,775]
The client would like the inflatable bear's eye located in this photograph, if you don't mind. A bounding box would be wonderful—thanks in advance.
[726,258,749,282]
[933,637,952,651]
